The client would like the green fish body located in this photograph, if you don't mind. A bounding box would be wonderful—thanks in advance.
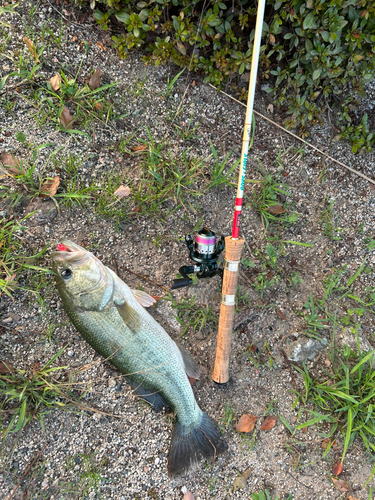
[52,240,227,476]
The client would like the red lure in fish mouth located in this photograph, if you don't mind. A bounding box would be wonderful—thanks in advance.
[57,243,67,251]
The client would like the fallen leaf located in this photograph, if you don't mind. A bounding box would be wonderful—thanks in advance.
[131,145,148,152]
[348,496,360,500]
[301,426,307,433]
[88,69,103,90]
[268,204,285,214]
[0,361,14,374]
[96,41,106,51]
[324,359,331,367]
[321,438,330,449]
[331,478,349,493]
[60,106,74,129]
[269,34,276,44]
[176,41,186,55]
[183,490,195,500]
[235,414,257,433]
[131,206,141,213]
[72,35,78,42]
[0,152,23,175]
[233,468,252,492]
[332,461,343,476]
[277,309,287,320]
[23,36,39,61]
[187,375,197,386]
[94,101,102,110]
[267,103,274,114]
[192,80,195,87]
[260,416,277,430]
[40,176,60,198]
[49,73,61,91]
[113,185,131,199]
[5,273,17,283]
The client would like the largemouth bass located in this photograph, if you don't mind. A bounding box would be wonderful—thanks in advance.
[52,240,227,476]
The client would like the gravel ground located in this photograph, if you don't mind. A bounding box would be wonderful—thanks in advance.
[1,1,375,499]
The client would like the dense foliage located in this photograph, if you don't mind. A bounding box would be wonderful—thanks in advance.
[82,0,375,151]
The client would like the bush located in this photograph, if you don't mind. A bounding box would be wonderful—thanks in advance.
[80,0,375,151]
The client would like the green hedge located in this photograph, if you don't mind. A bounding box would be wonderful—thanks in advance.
[83,0,375,152]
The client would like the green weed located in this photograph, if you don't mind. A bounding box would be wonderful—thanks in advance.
[251,491,292,500]
[294,332,375,471]
[252,172,298,232]
[206,141,239,189]
[171,296,216,337]
[0,216,51,298]
[0,347,69,435]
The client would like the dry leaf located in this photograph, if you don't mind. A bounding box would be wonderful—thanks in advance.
[269,34,276,44]
[176,41,186,55]
[321,438,330,449]
[260,416,277,430]
[331,478,349,492]
[233,469,252,492]
[72,35,78,42]
[96,41,106,51]
[187,375,197,387]
[301,426,307,433]
[276,309,287,320]
[88,69,103,90]
[0,361,14,374]
[60,106,74,129]
[0,152,23,175]
[113,185,131,199]
[267,103,274,114]
[235,414,257,433]
[131,145,148,152]
[23,36,39,61]
[94,101,102,110]
[332,461,343,476]
[268,204,285,214]
[49,73,61,91]
[348,496,360,500]
[132,206,141,214]
[40,176,60,198]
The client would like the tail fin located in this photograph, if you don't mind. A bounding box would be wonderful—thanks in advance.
[168,412,227,477]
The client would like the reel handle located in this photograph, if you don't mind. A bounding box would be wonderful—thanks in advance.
[170,278,192,289]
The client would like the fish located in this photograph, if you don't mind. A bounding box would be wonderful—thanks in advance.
[52,240,227,476]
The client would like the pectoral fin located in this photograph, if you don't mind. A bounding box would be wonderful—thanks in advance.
[131,289,156,308]
[114,300,141,333]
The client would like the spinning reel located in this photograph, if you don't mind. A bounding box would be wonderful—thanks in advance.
[171,228,225,289]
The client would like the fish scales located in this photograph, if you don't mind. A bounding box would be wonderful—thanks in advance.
[52,240,227,475]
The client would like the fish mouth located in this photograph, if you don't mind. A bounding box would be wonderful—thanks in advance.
[52,239,89,263]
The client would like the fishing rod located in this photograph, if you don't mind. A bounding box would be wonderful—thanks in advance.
[212,0,266,384]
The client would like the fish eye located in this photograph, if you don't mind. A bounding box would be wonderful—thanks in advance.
[61,269,72,280]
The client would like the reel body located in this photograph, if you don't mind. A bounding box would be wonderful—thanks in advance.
[171,229,225,289]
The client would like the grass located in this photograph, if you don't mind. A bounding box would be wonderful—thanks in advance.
[0,216,51,298]
[251,171,298,232]
[319,199,346,241]
[171,295,217,337]
[294,332,375,474]
[0,346,69,435]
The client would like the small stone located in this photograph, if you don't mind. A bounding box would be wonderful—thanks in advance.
[154,457,160,465]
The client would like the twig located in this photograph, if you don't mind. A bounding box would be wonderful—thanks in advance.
[46,0,86,27]
[279,348,298,390]
[200,428,217,464]
[120,266,170,293]
[209,84,375,186]
[6,444,47,500]
[111,254,120,277]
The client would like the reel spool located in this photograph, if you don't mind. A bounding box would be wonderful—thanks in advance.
[171,228,225,289]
